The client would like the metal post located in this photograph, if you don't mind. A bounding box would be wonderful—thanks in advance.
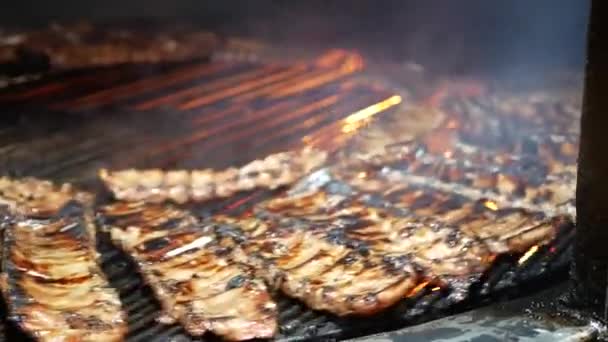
[574,0,608,315]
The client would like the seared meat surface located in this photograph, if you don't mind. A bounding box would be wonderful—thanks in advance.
[97,201,278,341]
[218,213,420,316]
[0,178,125,342]
[246,163,571,292]
[331,173,571,254]
[99,147,327,204]
[0,22,220,70]
[337,135,576,216]
[0,177,93,218]
[254,190,491,287]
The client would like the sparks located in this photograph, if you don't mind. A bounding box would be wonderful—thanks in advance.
[483,200,499,211]
[406,281,429,297]
[431,286,441,292]
[341,95,402,134]
[518,245,540,265]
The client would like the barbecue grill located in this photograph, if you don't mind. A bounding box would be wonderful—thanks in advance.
[0,1,602,341]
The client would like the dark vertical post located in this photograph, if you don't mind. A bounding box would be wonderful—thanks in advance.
[574,0,608,314]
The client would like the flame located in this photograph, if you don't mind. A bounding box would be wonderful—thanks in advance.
[315,50,365,71]
[431,286,441,292]
[483,200,499,211]
[518,245,540,265]
[445,119,460,129]
[341,95,402,134]
[357,171,367,179]
[407,281,430,297]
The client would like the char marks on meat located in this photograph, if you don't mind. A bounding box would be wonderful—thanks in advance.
[333,173,571,254]
[98,201,278,341]
[99,147,327,204]
[0,178,125,342]
[255,190,492,286]
[0,22,221,70]
[219,213,420,316]
[337,135,576,216]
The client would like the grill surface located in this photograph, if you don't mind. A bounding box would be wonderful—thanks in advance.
[0,51,574,341]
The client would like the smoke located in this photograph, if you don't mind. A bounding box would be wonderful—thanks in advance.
[1,0,590,78]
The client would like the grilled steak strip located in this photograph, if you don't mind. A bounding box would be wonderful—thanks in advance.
[218,214,420,316]
[0,178,125,342]
[254,189,491,287]
[97,202,277,341]
[332,171,572,254]
[337,136,576,216]
[99,147,327,204]
[1,22,220,70]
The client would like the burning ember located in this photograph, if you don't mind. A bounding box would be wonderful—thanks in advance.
[483,200,499,211]
[407,281,431,297]
[518,245,540,265]
[340,95,403,134]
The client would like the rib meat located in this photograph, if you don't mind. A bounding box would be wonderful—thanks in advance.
[0,178,125,342]
[218,213,420,316]
[330,171,571,254]
[0,22,220,70]
[254,189,492,286]
[337,137,576,215]
[97,201,278,340]
[99,147,327,204]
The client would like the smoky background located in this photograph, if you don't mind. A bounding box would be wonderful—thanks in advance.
[1,0,589,78]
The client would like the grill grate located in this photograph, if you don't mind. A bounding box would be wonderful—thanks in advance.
[0,52,574,341]
[98,224,571,342]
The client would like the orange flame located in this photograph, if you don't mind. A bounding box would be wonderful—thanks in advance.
[315,50,365,71]
[407,281,430,297]
[483,200,499,211]
[341,95,402,134]
[518,245,540,265]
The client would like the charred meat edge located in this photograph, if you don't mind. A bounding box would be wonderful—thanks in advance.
[98,147,327,204]
[0,177,125,342]
[98,202,278,341]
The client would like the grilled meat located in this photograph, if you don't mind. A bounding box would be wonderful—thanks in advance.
[330,173,571,254]
[219,214,420,316]
[442,89,581,144]
[255,190,491,285]
[0,177,93,218]
[97,202,278,340]
[0,22,220,71]
[338,136,576,215]
[99,147,327,204]
[0,178,125,342]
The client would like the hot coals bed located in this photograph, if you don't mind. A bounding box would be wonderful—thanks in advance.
[0,51,578,341]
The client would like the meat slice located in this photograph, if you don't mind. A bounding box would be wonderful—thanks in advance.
[0,178,125,342]
[219,214,419,316]
[338,135,576,215]
[255,190,491,286]
[329,172,571,254]
[0,177,93,218]
[99,146,327,204]
[1,22,221,70]
[97,202,277,341]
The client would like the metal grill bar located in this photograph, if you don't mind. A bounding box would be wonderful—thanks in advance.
[58,62,232,110]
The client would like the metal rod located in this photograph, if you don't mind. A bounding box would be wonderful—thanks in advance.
[574,0,608,315]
